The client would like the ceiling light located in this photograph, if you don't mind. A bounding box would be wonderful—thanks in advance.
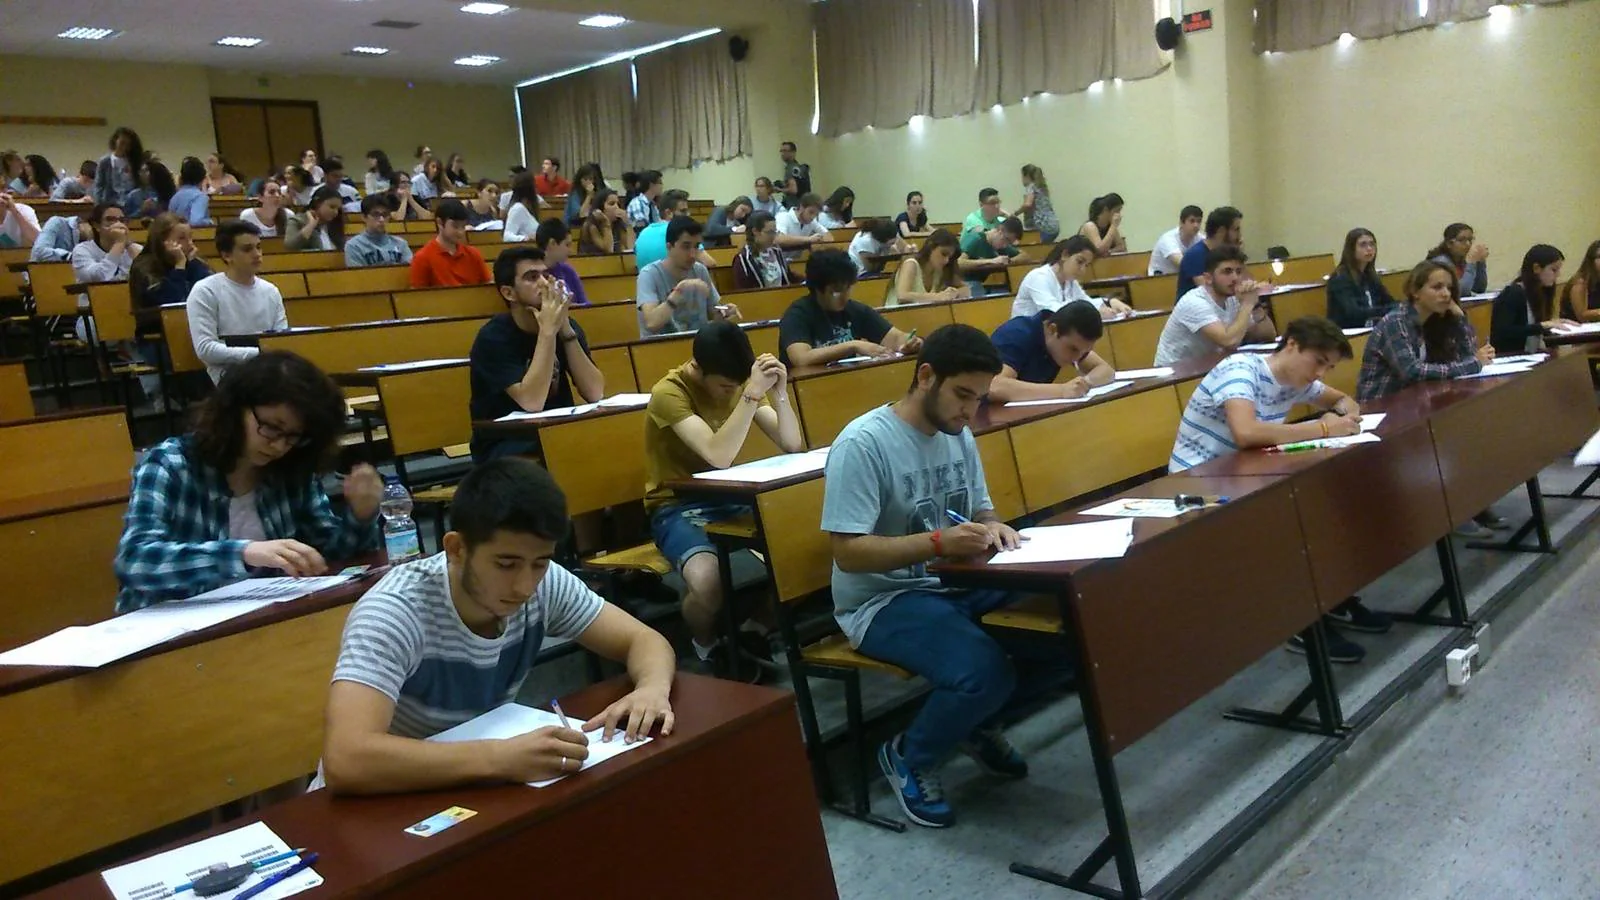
[579,15,629,28]
[215,36,264,48]
[56,27,120,40]
[348,46,390,55]
[460,3,510,14]
[453,54,501,66]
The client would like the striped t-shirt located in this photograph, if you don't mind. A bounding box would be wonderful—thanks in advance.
[331,551,604,739]
[1168,353,1324,472]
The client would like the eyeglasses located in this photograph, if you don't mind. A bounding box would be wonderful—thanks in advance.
[1451,235,1474,244]
[252,408,310,447]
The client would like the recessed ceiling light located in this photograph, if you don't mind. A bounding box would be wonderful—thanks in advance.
[579,15,629,28]
[460,3,510,14]
[57,27,120,40]
[348,46,390,55]
[215,36,264,48]
[453,54,501,66]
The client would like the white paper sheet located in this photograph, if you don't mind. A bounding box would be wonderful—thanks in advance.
[1492,353,1547,365]
[1115,366,1175,380]
[828,355,876,366]
[1456,361,1539,380]
[1237,342,1279,352]
[1271,432,1381,452]
[428,702,649,787]
[1264,282,1324,293]
[987,518,1135,565]
[692,448,831,483]
[1079,498,1188,519]
[1359,413,1386,432]
[359,358,469,372]
[0,618,187,669]
[1552,322,1600,336]
[1003,381,1132,408]
[181,575,355,605]
[1576,426,1600,466]
[101,821,320,900]
[495,393,650,422]
[597,393,652,407]
[1342,327,1374,337]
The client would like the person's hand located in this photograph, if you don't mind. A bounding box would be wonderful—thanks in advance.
[937,522,996,557]
[761,355,789,396]
[1237,280,1263,306]
[536,288,570,335]
[1467,243,1489,264]
[747,354,780,395]
[716,301,742,323]
[242,539,328,576]
[937,287,961,301]
[0,194,12,218]
[1324,414,1360,438]
[1476,344,1496,364]
[492,726,590,782]
[583,684,675,744]
[164,239,187,268]
[899,335,924,356]
[1448,301,1467,319]
[1108,298,1133,317]
[344,463,384,521]
[106,221,130,247]
[732,224,746,234]
[1111,210,1123,228]
[954,283,974,300]
[852,340,891,358]
[1333,399,1361,419]
[1060,377,1090,399]
[609,204,627,223]
[984,521,1023,552]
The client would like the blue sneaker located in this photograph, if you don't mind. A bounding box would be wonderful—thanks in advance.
[960,726,1029,779]
[877,735,953,828]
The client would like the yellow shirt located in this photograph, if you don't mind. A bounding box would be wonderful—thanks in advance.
[644,364,769,512]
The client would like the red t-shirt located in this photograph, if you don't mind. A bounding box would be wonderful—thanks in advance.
[409,238,490,288]
[534,173,571,197]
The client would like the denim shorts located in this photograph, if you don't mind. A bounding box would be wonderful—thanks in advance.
[650,502,752,571]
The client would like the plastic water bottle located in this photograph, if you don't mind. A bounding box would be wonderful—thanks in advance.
[380,478,421,564]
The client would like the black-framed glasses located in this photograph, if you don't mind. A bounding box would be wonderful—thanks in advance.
[252,407,310,448]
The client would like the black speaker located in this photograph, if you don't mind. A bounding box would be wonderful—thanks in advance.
[728,35,750,62]
[1155,17,1182,51]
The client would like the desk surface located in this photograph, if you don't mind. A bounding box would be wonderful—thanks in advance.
[971,354,1217,437]
[0,480,128,524]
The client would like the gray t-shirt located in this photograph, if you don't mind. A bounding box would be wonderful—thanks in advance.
[636,260,721,336]
[820,405,992,646]
[1154,286,1242,367]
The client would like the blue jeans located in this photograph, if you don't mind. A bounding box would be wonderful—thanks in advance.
[857,589,1075,771]
[649,502,751,571]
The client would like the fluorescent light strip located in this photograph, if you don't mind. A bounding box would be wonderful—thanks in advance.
[579,15,629,28]
[216,36,264,47]
[349,46,390,55]
[516,28,721,87]
[454,55,501,66]
[57,27,119,40]
[460,2,510,14]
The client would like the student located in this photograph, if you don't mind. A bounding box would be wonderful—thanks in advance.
[822,324,1070,828]
[636,216,737,337]
[202,153,243,196]
[299,149,326,184]
[283,166,315,206]
[779,141,812,197]
[504,172,544,242]
[1,151,25,193]
[847,218,910,276]
[70,203,142,283]
[731,211,797,289]
[1428,223,1490,296]
[533,218,590,307]
[1325,227,1397,328]
[750,177,782,217]
[444,153,471,187]
[634,190,694,269]
[18,154,58,199]
[284,186,347,253]
[469,247,604,461]
[51,159,97,202]
[0,192,41,250]
[703,196,753,248]
[318,455,675,794]
[888,229,969,306]
[957,217,1025,295]
[817,186,855,230]
[897,191,932,238]
[415,157,451,203]
[187,222,288,383]
[386,173,434,222]
[113,350,382,613]
[466,179,503,227]
[364,149,396,195]
[410,200,491,288]
[28,210,92,262]
[578,189,634,255]
[240,181,289,238]
[989,300,1115,403]
[1176,206,1244,299]
[126,160,176,219]
[563,163,604,225]
[1357,261,1492,403]
[1017,165,1059,243]
[627,170,665,231]
[168,157,213,226]
[961,188,1008,235]
[1150,205,1204,276]
[1491,244,1571,355]
[774,193,832,261]
[1559,240,1600,322]
[645,321,803,674]
[129,213,211,309]
[778,249,921,368]
[344,195,414,268]
[1012,235,1133,320]
[412,145,434,178]
[1168,317,1380,662]
[319,157,363,212]
[534,156,571,197]
[1080,193,1126,257]
[94,126,143,207]
[1155,244,1278,366]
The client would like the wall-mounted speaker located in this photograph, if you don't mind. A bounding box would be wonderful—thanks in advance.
[1155,17,1182,51]
[728,36,750,62]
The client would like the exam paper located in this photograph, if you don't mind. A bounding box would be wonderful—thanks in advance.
[829,355,876,366]
[988,518,1135,565]
[1115,366,1175,380]
[1272,432,1381,452]
[101,821,320,900]
[693,447,831,483]
[496,394,651,421]
[1359,414,1385,432]
[1552,322,1600,336]
[1003,381,1132,408]
[429,702,649,787]
[1576,426,1600,467]
[1236,342,1279,352]
[0,617,188,669]
[1079,498,1187,519]
[1456,360,1539,380]
[359,358,468,372]
[183,575,355,605]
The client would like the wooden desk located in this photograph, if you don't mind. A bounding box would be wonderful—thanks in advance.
[254,317,486,377]
[333,363,472,461]
[0,357,33,420]
[0,487,128,647]
[28,675,838,900]
[0,409,132,508]
[1103,310,1171,371]
[791,356,915,447]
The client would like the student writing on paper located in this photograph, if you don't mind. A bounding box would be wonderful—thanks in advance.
[1167,317,1384,663]
[778,249,922,369]
[320,458,676,795]
[114,352,383,612]
[468,247,604,463]
[987,300,1115,403]
[644,322,803,677]
[1490,244,1573,355]
[1010,235,1133,320]
[1154,244,1278,366]
[822,325,1074,829]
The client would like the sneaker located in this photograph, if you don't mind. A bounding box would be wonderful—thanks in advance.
[1455,521,1494,540]
[1474,511,1512,531]
[1286,622,1366,664]
[878,735,954,828]
[960,726,1029,779]
[1327,597,1392,634]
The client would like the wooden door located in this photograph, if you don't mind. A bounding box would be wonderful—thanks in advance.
[211,98,323,185]
[264,103,321,171]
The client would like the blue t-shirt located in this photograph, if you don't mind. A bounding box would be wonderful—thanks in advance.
[634,221,670,270]
[990,313,1059,385]
[1176,240,1209,299]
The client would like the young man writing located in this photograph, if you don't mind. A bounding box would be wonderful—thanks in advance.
[1149,205,1204,276]
[777,248,921,369]
[535,157,571,197]
[822,324,1073,828]
[637,216,740,337]
[319,457,676,794]
[1176,206,1243,297]
[961,188,1009,235]
[533,218,590,307]
[988,299,1116,403]
[1154,244,1278,366]
[626,170,664,231]
[644,321,804,675]
[186,221,288,383]
[344,195,414,268]
[410,199,490,288]
[1167,315,1387,662]
[774,193,832,262]
[469,246,604,462]
[958,216,1026,296]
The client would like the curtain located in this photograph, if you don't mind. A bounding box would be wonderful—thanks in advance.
[815,0,979,137]
[634,39,751,169]
[519,62,636,176]
[1255,0,1585,53]
[977,0,1165,111]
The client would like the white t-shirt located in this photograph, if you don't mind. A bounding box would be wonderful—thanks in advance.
[1011,265,1097,318]
[847,231,888,275]
[504,202,538,242]
[1154,286,1242,367]
[1169,353,1324,472]
[186,273,289,383]
[228,491,267,541]
[0,201,41,248]
[776,208,828,260]
[1149,226,1198,276]
[239,208,280,238]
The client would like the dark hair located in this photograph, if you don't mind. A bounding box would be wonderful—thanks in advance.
[692,320,756,381]
[723,195,753,219]
[493,245,547,291]
[129,213,186,301]
[997,217,1024,239]
[323,155,345,175]
[87,203,124,241]
[285,165,312,190]
[1515,244,1565,322]
[665,214,703,247]
[305,186,348,250]
[24,155,58,193]
[978,187,1000,204]
[543,156,560,171]
[755,176,774,191]
[78,159,98,180]
[589,188,620,219]
[796,192,822,211]
[823,186,855,215]
[366,149,395,183]
[474,177,498,193]
[216,219,262,255]
[510,171,540,210]
[450,456,570,547]
[1428,223,1474,262]
[780,141,797,152]
[178,156,206,187]
[1204,243,1248,273]
[415,144,431,160]
[359,194,391,217]
[534,217,569,250]
[109,126,144,167]
[1089,192,1125,222]
[866,217,898,244]
[1204,206,1243,238]
[805,249,858,296]
[1277,316,1353,358]
[434,198,469,223]
[1404,261,1466,363]
[1335,227,1378,283]
[1561,240,1600,317]
[1046,300,1104,342]
[746,210,775,243]
[916,229,962,287]
[641,169,664,188]
[192,351,347,483]
[915,324,1003,383]
[1045,235,1096,265]
[146,161,177,208]
[906,190,923,204]
[657,188,688,215]
[1180,204,1203,222]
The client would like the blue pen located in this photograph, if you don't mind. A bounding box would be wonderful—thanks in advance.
[166,849,306,895]
[945,509,970,525]
[550,699,575,730]
[234,852,319,900]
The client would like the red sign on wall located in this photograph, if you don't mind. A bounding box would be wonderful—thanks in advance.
[1182,10,1214,33]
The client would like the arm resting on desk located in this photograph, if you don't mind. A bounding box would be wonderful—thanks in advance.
[574,603,678,741]
[114,448,251,612]
[1222,391,1354,449]
[830,532,936,574]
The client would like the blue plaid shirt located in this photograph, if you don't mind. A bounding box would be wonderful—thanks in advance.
[114,436,381,613]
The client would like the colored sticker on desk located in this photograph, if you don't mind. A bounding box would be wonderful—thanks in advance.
[405,806,478,836]
[339,565,372,577]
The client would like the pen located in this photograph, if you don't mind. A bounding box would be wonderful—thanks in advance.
[167,850,308,895]
[944,509,970,525]
[1268,441,1321,454]
[234,853,319,900]
[551,699,574,730]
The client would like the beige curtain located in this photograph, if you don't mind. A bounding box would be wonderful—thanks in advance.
[1255,0,1584,53]
[977,0,1165,109]
[519,62,635,176]
[634,39,751,169]
[815,0,979,137]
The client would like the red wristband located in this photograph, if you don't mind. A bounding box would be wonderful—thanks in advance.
[931,529,943,557]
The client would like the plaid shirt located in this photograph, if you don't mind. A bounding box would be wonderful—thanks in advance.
[1356,304,1481,403]
[114,436,380,613]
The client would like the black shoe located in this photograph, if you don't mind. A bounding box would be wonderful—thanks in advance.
[1327,597,1392,634]
[1474,510,1512,531]
[1286,623,1366,664]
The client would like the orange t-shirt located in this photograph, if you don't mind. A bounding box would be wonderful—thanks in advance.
[409,238,490,288]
